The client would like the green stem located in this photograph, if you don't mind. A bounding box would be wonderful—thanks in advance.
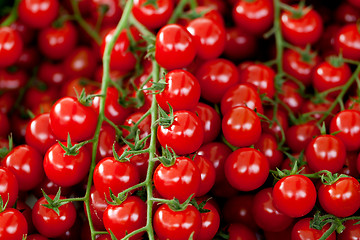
[168,0,189,24]
[0,0,20,26]
[104,117,123,136]
[189,0,197,9]
[319,223,337,240]
[274,0,284,76]
[121,227,147,240]
[129,14,156,40]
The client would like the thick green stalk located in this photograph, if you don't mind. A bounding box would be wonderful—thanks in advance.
[0,0,20,26]
[274,0,284,76]
[168,0,189,24]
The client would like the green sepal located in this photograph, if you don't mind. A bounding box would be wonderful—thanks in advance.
[41,188,68,216]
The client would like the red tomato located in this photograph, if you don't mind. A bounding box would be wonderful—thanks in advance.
[254,133,284,170]
[33,177,72,199]
[27,234,49,240]
[292,218,336,240]
[273,175,316,218]
[15,47,40,70]
[38,21,78,60]
[330,110,360,151]
[96,124,120,162]
[156,70,201,112]
[281,5,323,46]
[253,188,294,232]
[0,27,23,68]
[285,121,321,153]
[318,177,360,217]
[0,68,28,92]
[85,186,108,230]
[196,198,220,240]
[155,24,196,70]
[335,24,360,60]
[63,47,97,79]
[0,208,28,240]
[153,156,201,203]
[121,111,151,142]
[2,145,44,191]
[154,204,202,240]
[132,0,173,30]
[196,58,239,103]
[262,108,289,140]
[227,223,257,240]
[338,219,360,240]
[49,96,98,142]
[225,148,269,191]
[89,0,122,26]
[18,0,59,28]
[224,27,257,61]
[0,112,9,138]
[232,0,274,35]
[305,134,346,173]
[192,103,221,144]
[157,110,204,155]
[335,3,360,24]
[278,80,304,113]
[32,196,76,238]
[0,167,18,208]
[301,98,340,126]
[9,20,35,44]
[222,106,261,147]
[192,155,216,197]
[103,196,146,240]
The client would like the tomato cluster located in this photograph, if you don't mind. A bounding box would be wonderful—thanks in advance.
[1,0,360,239]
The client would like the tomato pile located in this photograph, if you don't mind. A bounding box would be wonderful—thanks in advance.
[1,0,360,239]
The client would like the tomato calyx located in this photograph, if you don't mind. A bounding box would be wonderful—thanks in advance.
[281,1,311,20]
[190,198,211,214]
[271,152,307,180]
[155,104,174,128]
[154,194,194,212]
[76,88,100,107]
[0,134,13,159]
[320,172,351,186]
[328,54,345,68]
[157,146,177,167]
[106,188,129,206]
[41,188,69,215]
[0,195,9,212]
[143,0,159,9]
[57,133,91,156]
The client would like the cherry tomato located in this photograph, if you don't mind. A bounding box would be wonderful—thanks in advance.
[292,218,336,240]
[338,219,360,240]
[153,156,201,203]
[33,177,72,199]
[103,196,146,240]
[0,112,9,138]
[225,148,269,191]
[224,27,257,61]
[155,24,196,70]
[0,208,28,240]
[273,175,316,218]
[27,234,49,240]
[285,121,321,153]
[222,106,262,147]
[89,0,122,26]
[0,167,18,208]
[32,196,76,238]
[2,145,44,191]
[0,68,28,92]
[157,110,204,155]
[96,124,120,162]
[154,204,202,240]
[196,198,220,240]
[0,27,23,68]
[192,103,221,144]
[49,96,98,142]
[301,98,340,126]
[227,223,257,240]
[192,155,216,197]
[318,177,360,217]
[262,108,289,140]
[37,62,67,86]
[335,24,360,60]
[278,80,304,113]
[254,133,284,170]
[18,0,59,28]
[86,186,108,230]
[63,47,97,79]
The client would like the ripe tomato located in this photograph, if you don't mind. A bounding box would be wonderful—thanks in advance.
[96,124,121,162]
[0,68,27,92]
[93,157,140,200]
[157,110,204,155]
[227,223,257,240]
[32,196,76,238]
[153,156,201,203]
[155,69,201,111]
[192,155,216,197]
[225,148,269,191]
[338,219,360,240]
[292,218,336,240]
[253,188,294,232]
[330,110,360,151]
[132,0,173,30]
[318,177,360,217]
[0,208,28,240]
[49,96,98,142]
[0,112,9,138]
[86,186,108,230]
[18,0,59,28]
[278,80,304,113]
[27,234,49,240]
[285,121,320,153]
[155,24,196,70]
[0,27,23,68]
[154,204,202,240]
[0,167,18,208]
[254,133,284,170]
[192,103,221,144]
[2,145,44,191]
[89,0,122,26]
[63,47,97,78]
[335,24,360,60]
[103,196,146,240]
[196,198,220,240]
[224,27,257,61]
[222,106,261,147]
[281,5,323,46]
[273,175,316,218]
[305,134,346,173]
[195,58,239,103]
[232,0,274,35]
[262,108,289,140]
[43,142,91,187]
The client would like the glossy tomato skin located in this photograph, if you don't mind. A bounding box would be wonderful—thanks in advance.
[335,24,360,60]
[32,196,76,238]
[18,0,59,28]
[192,155,216,197]
[50,96,98,142]
[0,167,18,208]
[285,122,320,153]
[37,62,67,86]
[222,106,261,147]
[253,188,294,232]
[0,208,28,240]
[232,0,274,35]
[2,145,44,191]
[96,124,120,162]
[254,133,284,170]
[0,67,27,92]
[157,110,204,155]
[281,6,323,46]
[0,27,23,68]
[86,186,108,230]
[27,234,49,240]
[63,47,97,78]
[227,223,257,240]
[25,113,57,155]
[338,219,360,240]
[0,112,9,138]
[132,0,173,30]
[89,0,122,26]
[278,80,304,113]
[262,108,289,140]
[273,175,316,218]
[192,103,221,144]
[154,204,202,240]
[221,83,263,116]
[155,24,196,70]
[153,157,201,203]
[103,196,146,240]
[330,110,360,151]
[38,21,78,60]
[225,148,269,191]
[318,177,360,217]
[44,142,91,187]
[305,134,346,173]
[196,198,220,240]
[93,157,140,200]
[224,27,257,61]
[292,218,336,240]
[156,70,201,112]
[196,58,239,103]
[186,17,226,60]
